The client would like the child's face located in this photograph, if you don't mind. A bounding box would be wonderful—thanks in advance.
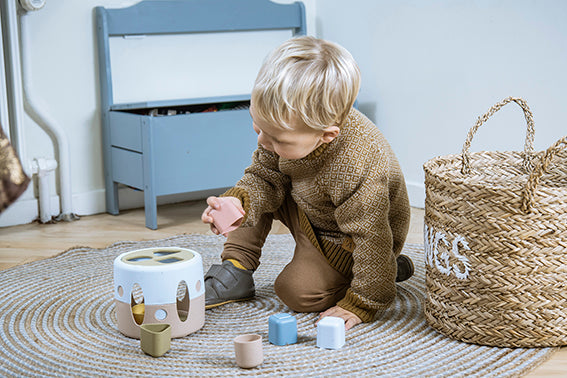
[250,105,332,160]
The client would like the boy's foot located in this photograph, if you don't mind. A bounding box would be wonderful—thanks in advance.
[204,260,255,309]
[396,254,414,282]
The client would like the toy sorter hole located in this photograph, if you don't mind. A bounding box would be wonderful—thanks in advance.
[153,250,179,256]
[157,257,182,264]
[117,285,124,297]
[127,256,152,262]
[176,281,187,300]
[195,280,201,292]
[131,283,144,303]
[132,303,145,325]
[176,281,190,322]
[130,283,145,325]
[155,309,167,320]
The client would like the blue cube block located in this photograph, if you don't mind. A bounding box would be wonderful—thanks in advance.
[268,313,297,346]
[317,316,345,349]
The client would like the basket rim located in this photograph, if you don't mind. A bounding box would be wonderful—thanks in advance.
[423,150,529,167]
[423,150,567,196]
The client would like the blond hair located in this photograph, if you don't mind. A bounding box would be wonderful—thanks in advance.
[252,36,360,130]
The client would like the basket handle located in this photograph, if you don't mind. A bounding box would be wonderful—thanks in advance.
[521,135,567,213]
[461,97,536,174]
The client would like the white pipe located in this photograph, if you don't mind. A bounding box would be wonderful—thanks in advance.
[1,0,27,164]
[30,157,57,223]
[0,13,12,137]
[20,10,77,221]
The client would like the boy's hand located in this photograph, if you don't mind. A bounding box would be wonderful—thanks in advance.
[201,196,244,235]
[317,306,362,330]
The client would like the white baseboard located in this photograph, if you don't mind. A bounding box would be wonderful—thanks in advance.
[0,196,41,227]
[406,180,425,209]
[1,182,424,228]
[0,186,226,228]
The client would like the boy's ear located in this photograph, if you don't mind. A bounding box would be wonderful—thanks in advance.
[321,126,340,143]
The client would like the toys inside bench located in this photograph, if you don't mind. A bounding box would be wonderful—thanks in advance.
[118,100,250,117]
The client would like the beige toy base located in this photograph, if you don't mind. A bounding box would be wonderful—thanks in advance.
[116,295,205,339]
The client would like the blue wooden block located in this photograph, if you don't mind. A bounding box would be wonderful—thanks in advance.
[268,313,297,346]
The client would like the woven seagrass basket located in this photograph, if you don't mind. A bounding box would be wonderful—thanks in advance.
[423,97,567,348]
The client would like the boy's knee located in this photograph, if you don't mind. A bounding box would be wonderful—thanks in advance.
[274,272,346,313]
[274,275,318,312]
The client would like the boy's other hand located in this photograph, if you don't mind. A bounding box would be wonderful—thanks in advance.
[201,196,244,235]
[317,306,362,330]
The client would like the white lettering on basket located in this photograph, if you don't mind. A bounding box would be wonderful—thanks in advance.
[424,224,471,280]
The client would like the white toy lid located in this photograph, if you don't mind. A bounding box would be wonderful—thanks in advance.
[120,247,195,266]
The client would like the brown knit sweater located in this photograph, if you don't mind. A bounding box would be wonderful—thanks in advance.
[223,108,410,322]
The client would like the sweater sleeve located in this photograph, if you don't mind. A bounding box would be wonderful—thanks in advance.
[330,151,398,322]
[222,145,290,226]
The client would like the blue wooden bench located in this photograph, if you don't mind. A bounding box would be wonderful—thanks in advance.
[95,0,306,229]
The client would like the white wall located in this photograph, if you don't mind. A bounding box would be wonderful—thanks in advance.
[316,0,567,207]
[3,0,566,227]
[0,0,317,227]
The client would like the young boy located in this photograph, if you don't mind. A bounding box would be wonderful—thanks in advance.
[201,36,412,330]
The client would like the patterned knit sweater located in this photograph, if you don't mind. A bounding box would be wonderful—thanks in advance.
[223,108,410,322]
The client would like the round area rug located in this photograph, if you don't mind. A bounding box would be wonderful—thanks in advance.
[0,234,555,377]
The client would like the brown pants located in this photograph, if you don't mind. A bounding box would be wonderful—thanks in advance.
[221,195,350,313]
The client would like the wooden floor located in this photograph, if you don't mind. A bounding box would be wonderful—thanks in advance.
[0,200,564,376]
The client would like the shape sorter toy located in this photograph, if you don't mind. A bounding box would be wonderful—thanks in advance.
[113,247,205,339]
[317,316,345,349]
[268,313,297,346]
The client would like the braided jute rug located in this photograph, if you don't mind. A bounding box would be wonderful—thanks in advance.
[0,234,556,377]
